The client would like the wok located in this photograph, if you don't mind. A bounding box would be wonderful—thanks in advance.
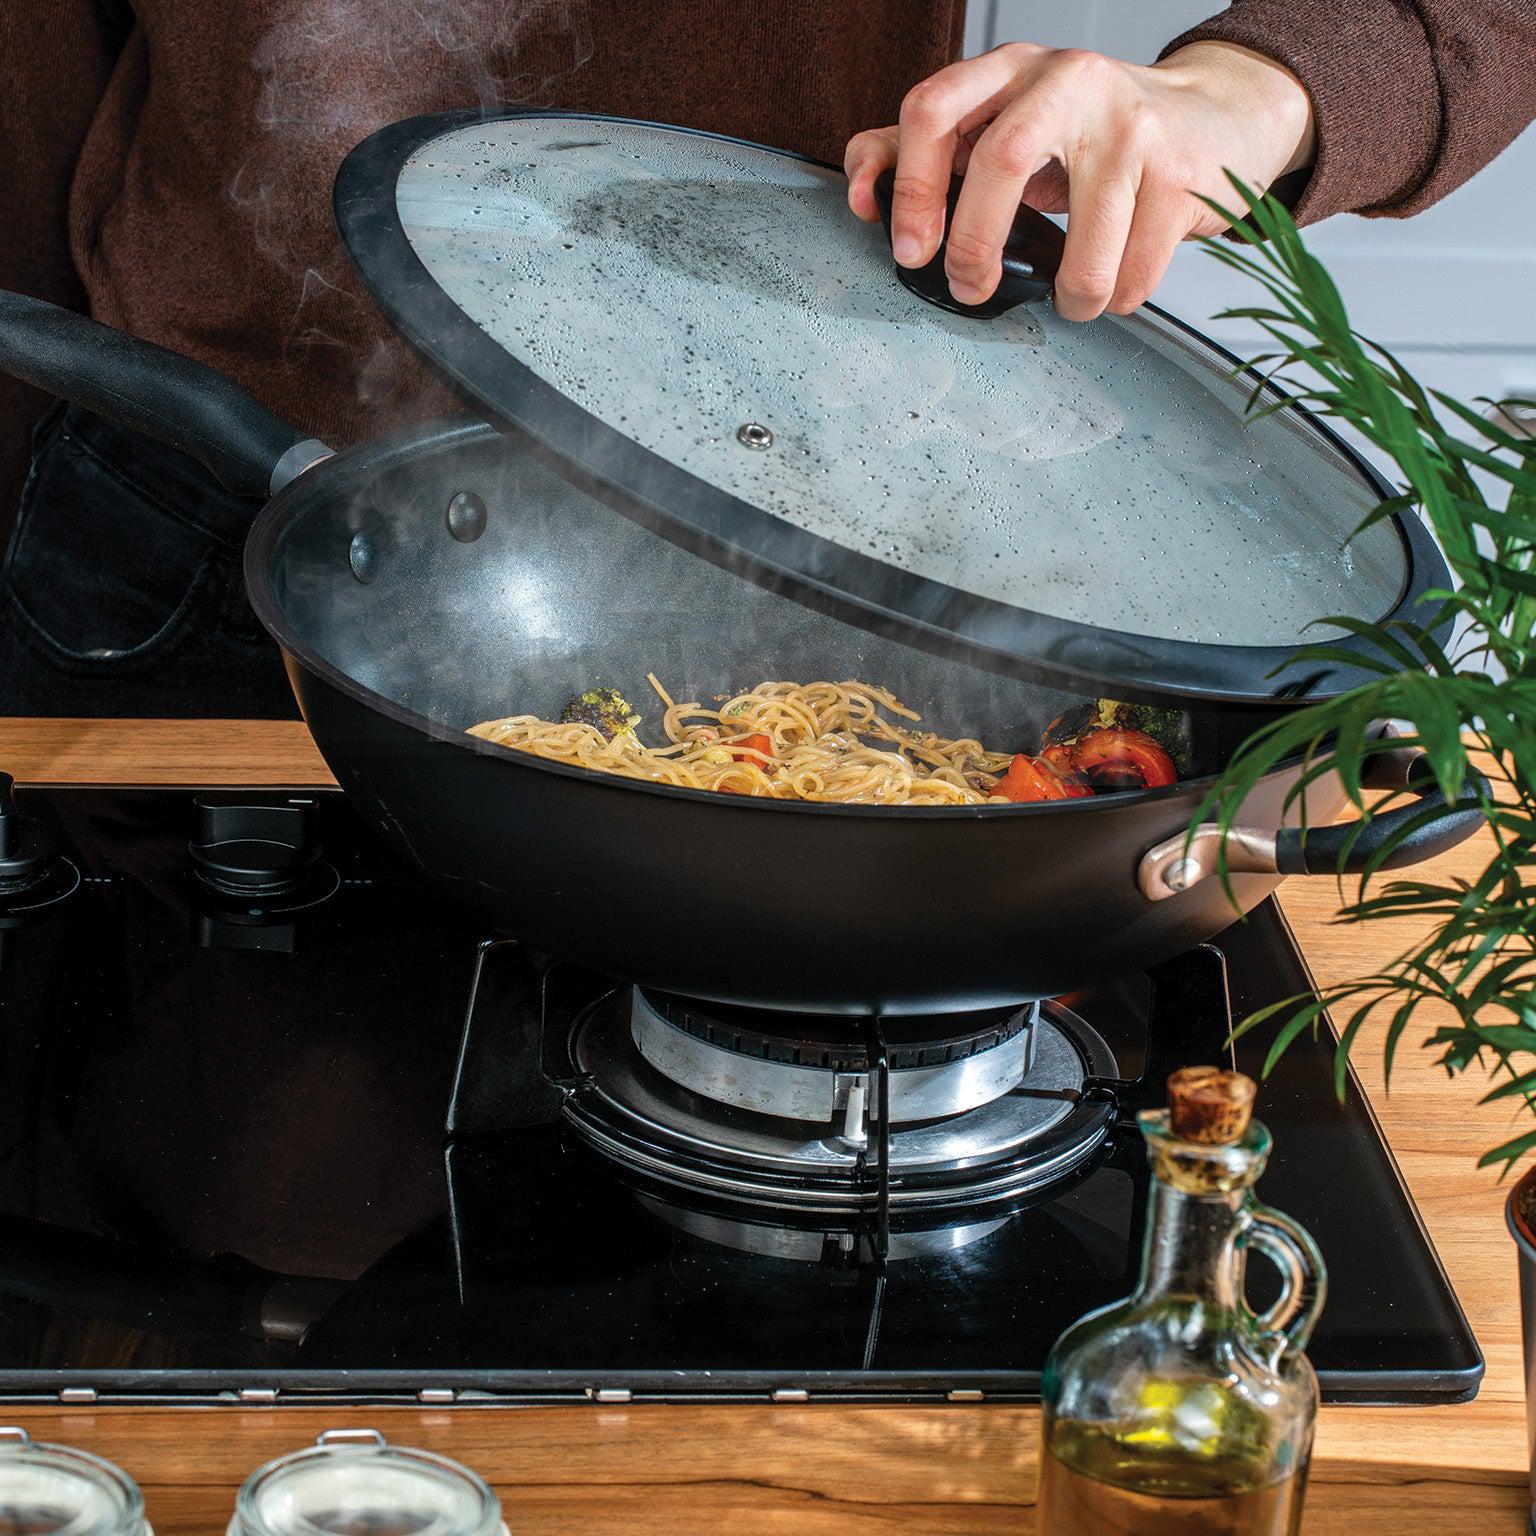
[0,291,1485,1016]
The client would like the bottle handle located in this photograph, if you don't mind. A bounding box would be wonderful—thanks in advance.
[1239,1201,1328,1369]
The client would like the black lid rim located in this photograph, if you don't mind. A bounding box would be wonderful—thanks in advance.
[333,107,1449,710]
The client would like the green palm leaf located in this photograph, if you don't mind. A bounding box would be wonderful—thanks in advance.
[1199,174,1534,1173]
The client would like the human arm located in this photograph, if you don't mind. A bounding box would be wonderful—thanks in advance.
[1161,0,1536,224]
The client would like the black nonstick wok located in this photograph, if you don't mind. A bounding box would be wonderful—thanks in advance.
[0,291,1485,1016]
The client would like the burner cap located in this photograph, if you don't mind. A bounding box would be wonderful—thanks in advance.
[644,992,1031,1072]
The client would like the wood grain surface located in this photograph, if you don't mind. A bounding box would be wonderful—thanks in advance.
[0,719,1528,1533]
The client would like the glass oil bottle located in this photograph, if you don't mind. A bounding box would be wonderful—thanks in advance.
[1037,1066,1326,1536]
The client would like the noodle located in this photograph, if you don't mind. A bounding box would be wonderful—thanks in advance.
[467,679,1017,805]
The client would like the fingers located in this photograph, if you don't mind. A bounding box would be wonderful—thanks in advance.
[887,48,1033,268]
[847,42,1242,319]
[845,127,898,222]
[1021,161,1069,215]
[1054,157,1139,322]
[942,99,1053,305]
[1107,183,1194,314]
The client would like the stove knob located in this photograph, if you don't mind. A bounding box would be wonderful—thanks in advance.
[0,772,61,894]
[190,797,323,898]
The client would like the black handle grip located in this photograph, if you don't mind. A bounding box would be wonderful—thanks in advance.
[0,290,319,499]
[873,168,1065,318]
[1276,748,1488,876]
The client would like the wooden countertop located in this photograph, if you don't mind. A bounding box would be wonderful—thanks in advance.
[0,717,1527,1534]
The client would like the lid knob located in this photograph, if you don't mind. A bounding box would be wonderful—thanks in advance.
[873,168,1064,318]
[1167,1066,1257,1145]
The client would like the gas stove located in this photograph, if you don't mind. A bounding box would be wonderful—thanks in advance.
[0,784,1480,1404]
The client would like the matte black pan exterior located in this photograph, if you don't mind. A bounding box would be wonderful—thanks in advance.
[250,419,1371,1015]
[0,292,1484,1019]
[290,649,1320,1013]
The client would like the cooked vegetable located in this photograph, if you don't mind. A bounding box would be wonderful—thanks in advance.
[1068,728,1177,792]
[1096,701,1193,774]
[1039,741,1088,784]
[1043,698,1193,775]
[1041,702,1099,750]
[990,754,1094,803]
[731,733,773,763]
[559,687,641,741]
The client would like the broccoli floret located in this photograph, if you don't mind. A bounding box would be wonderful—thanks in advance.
[560,687,641,740]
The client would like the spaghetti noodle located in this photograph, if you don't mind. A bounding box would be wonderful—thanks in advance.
[467,677,1016,805]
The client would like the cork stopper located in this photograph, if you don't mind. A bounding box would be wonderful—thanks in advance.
[1167,1066,1257,1145]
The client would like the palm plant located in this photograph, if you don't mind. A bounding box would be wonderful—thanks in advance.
[1194,178,1536,1171]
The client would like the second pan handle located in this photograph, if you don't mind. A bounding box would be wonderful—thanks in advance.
[0,290,330,499]
[1138,746,1488,901]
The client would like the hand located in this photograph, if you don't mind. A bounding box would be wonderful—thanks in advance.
[845,40,1315,321]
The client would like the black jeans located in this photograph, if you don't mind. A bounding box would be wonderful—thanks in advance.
[0,404,297,718]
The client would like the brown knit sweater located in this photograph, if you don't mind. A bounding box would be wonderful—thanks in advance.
[0,0,965,523]
[1,0,1533,531]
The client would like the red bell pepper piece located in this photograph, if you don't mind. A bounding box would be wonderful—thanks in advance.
[1069,728,1177,791]
[990,754,1093,803]
[731,733,773,763]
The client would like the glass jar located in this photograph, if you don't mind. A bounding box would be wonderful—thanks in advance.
[0,1426,149,1536]
[230,1429,505,1536]
[1037,1078,1327,1536]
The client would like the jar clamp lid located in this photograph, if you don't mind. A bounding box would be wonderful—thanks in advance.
[0,1425,149,1536]
[230,1429,505,1536]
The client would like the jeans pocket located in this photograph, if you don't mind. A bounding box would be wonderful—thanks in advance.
[3,407,220,667]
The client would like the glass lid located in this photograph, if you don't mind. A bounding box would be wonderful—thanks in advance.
[0,1427,147,1536]
[231,1431,503,1536]
[336,110,1441,705]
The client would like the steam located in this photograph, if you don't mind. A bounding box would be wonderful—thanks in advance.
[230,0,592,414]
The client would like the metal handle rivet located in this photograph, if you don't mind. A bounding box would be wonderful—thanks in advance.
[1165,857,1201,893]
[736,422,773,449]
[446,491,488,543]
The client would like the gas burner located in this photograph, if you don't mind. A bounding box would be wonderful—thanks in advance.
[633,991,1038,1130]
[561,988,1119,1217]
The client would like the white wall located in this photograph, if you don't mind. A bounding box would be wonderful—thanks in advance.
[965,1,1536,420]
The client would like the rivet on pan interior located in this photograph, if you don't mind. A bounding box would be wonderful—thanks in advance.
[447,491,488,543]
[348,531,377,584]
[736,422,773,450]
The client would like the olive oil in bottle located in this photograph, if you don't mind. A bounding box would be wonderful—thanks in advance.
[1036,1067,1325,1536]
[1038,1419,1304,1535]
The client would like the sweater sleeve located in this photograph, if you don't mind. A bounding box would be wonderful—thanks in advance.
[1161,0,1536,225]
[0,2,126,530]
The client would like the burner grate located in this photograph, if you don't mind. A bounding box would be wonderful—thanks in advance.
[564,988,1119,1217]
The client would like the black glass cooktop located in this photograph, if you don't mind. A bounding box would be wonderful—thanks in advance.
[0,787,1480,1403]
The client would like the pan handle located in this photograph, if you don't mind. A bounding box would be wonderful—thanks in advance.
[0,290,331,498]
[1138,745,1489,901]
